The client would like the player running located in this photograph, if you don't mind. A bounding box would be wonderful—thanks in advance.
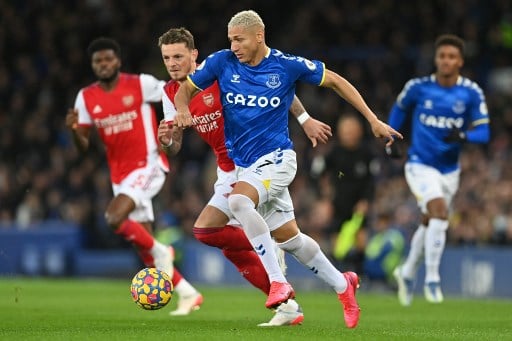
[156,27,332,326]
[66,37,201,315]
[388,34,490,306]
[172,10,401,329]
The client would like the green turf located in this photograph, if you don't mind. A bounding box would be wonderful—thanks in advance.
[0,278,511,340]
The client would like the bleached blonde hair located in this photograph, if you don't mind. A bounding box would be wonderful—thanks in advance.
[228,10,265,30]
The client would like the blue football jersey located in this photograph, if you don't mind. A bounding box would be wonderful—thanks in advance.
[388,75,489,173]
[187,48,325,167]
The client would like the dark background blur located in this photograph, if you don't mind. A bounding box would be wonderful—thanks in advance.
[1,0,511,253]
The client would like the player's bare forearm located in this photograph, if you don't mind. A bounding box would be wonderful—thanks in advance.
[289,95,307,119]
[158,120,183,156]
[288,95,332,146]
[174,81,199,128]
[165,127,184,156]
[323,70,379,124]
[322,69,403,143]
[71,130,89,153]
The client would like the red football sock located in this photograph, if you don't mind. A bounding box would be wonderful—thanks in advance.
[116,219,155,250]
[172,268,183,287]
[193,226,270,294]
[222,249,270,294]
[193,226,253,251]
[137,249,154,267]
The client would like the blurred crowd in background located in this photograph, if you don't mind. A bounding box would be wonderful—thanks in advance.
[1,1,511,277]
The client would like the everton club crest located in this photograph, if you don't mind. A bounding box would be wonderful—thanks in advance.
[266,74,281,89]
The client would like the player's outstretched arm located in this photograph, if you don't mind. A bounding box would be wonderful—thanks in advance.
[174,80,199,128]
[158,119,183,156]
[289,95,332,147]
[321,69,403,146]
[65,108,90,153]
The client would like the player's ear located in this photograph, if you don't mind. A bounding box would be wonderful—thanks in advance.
[256,30,264,44]
[191,49,199,62]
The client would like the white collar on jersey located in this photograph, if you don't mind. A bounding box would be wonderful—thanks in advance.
[430,74,463,85]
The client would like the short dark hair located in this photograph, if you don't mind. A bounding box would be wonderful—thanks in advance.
[87,37,121,58]
[434,34,465,56]
[158,27,195,49]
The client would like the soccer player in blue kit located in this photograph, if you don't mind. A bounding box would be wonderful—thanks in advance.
[173,10,401,329]
[388,34,490,306]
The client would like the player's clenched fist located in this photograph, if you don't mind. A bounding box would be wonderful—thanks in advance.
[158,119,173,146]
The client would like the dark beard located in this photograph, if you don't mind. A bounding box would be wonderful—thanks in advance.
[98,68,120,83]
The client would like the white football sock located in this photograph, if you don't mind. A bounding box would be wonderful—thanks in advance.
[401,224,426,279]
[149,240,168,259]
[278,233,347,293]
[228,194,286,283]
[174,278,198,297]
[424,218,449,283]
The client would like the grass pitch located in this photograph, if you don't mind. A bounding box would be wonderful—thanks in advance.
[0,277,511,340]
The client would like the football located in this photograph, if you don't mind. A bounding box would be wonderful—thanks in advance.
[130,267,173,310]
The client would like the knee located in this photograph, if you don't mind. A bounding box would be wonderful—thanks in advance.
[278,233,320,262]
[271,221,300,243]
[429,218,449,233]
[278,233,303,252]
[430,210,449,220]
[228,194,254,215]
[193,227,218,248]
[426,198,449,220]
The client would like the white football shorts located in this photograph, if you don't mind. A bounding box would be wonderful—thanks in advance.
[112,163,166,222]
[208,164,296,231]
[232,148,296,231]
[404,162,460,214]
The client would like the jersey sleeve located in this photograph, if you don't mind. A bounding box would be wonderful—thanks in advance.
[388,79,419,130]
[74,90,92,126]
[298,58,325,85]
[388,104,407,130]
[140,73,166,102]
[466,83,490,143]
[162,90,177,122]
[188,50,228,90]
[274,50,325,85]
[468,83,490,127]
[395,79,419,111]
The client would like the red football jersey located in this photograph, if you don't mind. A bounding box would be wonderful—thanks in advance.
[163,80,235,172]
[75,73,169,184]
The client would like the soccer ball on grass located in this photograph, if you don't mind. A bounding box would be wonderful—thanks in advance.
[130,267,173,310]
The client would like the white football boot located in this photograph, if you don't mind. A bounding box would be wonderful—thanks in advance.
[258,299,304,326]
[424,282,444,303]
[393,266,414,306]
[169,292,204,316]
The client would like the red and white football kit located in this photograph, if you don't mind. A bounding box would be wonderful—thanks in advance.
[75,73,169,222]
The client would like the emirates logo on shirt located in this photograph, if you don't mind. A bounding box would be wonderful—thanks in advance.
[95,111,137,135]
[122,95,134,107]
[202,93,214,107]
